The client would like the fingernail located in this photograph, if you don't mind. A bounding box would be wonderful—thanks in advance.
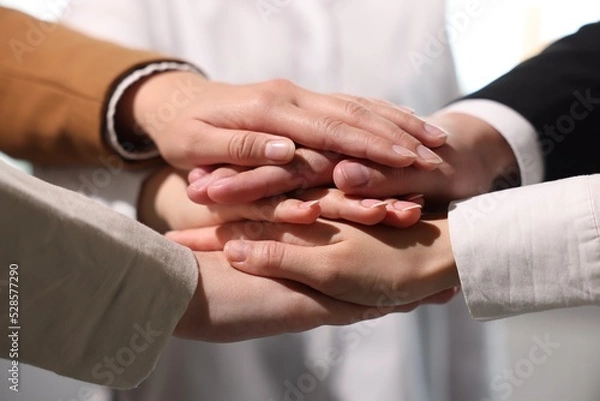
[300,200,320,210]
[225,241,249,263]
[188,168,208,184]
[360,199,388,209]
[189,175,212,190]
[392,145,417,159]
[416,145,443,164]
[424,123,449,140]
[339,162,370,188]
[400,204,422,212]
[265,140,295,162]
[405,194,424,201]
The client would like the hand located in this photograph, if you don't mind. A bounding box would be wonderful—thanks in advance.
[174,251,418,342]
[166,218,460,308]
[139,167,423,232]
[117,71,447,169]
[187,112,518,206]
[186,148,338,204]
[333,112,520,207]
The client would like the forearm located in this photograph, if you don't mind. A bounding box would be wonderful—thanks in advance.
[0,162,197,388]
[428,111,519,188]
[449,174,600,320]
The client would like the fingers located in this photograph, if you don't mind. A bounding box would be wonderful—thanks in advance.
[274,105,418,168]
[242,80,441,169]
[333,159,447,200]
[300,92,445,169]
[223,238,451,307]
[166,228,228,251]
[379,201,423,228]
[297,188,422,227]
[199,126,296,166]
[167,220,339,251]
[187,166,212,184]
[162,120,297,169]
[332,94,448,148]
[281,291,385,331]
[167,194,322,232]
[224,240,328,292]
[214,197,322,225]
[189,149,339,204]
[179,252,388,342]
[187,165,243,204]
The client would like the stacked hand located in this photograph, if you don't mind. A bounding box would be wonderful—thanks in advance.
[127,71,518,340]
[139,169,457,343]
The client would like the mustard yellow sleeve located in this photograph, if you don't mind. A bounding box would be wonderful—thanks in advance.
[0,6,181,165]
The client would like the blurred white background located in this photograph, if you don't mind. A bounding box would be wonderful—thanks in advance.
[1,1,599,401]
[3,0,600,93]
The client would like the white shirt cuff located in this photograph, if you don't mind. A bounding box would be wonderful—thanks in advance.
[440,99,544,186]
[448,175,600,320]
[105,61,200,161]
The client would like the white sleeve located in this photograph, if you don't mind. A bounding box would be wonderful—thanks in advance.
[448,174,600,320]
[438,99,544,186]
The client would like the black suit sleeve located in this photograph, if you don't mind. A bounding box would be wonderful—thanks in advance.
[463,22,600,181]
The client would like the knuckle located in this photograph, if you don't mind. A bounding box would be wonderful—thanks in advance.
[228,133,261,163]
[252,89,279,111]
[266,78,295,92]
[344,100,371,121]
[318,116,346,140]
[262,241,285,271]
[351,96,371,107]
[360,135,386,156]
[257,79,296,106]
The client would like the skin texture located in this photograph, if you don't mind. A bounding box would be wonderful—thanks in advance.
[135,105,514,339]
[187,112,518,207]
[174,250,446,343]
[117,72,448,171]
[166,218,460,309]
[138,168,424,234]
[137,169,454,342]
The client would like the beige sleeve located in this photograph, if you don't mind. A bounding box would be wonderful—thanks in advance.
[0,161,198,388]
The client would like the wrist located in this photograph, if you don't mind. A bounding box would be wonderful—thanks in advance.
[130,71,209,143]
[428,218,460,291]
[113,70,209,156]
[429,112,519,191]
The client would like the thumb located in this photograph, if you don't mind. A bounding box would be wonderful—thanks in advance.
[168,122,296,168]
[224,239,323,287]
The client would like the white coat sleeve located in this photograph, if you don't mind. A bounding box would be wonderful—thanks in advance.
[448,174,600,320]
